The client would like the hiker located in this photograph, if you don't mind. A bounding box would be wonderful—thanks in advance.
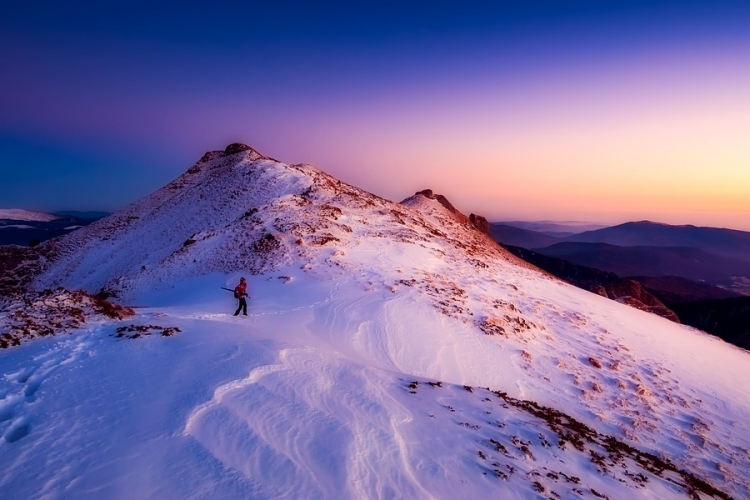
[234,277,248,316]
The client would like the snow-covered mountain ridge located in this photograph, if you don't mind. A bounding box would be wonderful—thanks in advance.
[0,209,62,222]
[34,143,518,301]
[2,144,749,498]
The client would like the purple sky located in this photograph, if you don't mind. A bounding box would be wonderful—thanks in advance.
[2,1,749,229]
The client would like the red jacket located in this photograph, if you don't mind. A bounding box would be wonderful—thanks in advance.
[234,282,247,298]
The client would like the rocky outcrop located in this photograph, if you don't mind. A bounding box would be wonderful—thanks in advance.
[223,143,252,155]
[0,289,134,349]
[221,143,267,161]
[0,246,45,295]
[411,190,489,234]
[593,279,663,307]
[592,279,680,323]
[413,189,460,215]
[470,213,489,234]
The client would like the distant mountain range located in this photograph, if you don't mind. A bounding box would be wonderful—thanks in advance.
[538,242,750,285]
[493,220,609,236]
[566,221,750,262]
[492,221,750,350]
[492,220,750,295]
[0,209,108,247]
[489,224,563,249]
[54,210,111,220]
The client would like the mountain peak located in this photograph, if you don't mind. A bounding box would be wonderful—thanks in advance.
[402,190,489,234]
[408,189,460,214]
[222,142,264,158]
[31,153,509,300]
[193,143,267,167]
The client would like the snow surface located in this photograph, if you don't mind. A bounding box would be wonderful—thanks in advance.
[2,148,750,499]
[0,209,61,222]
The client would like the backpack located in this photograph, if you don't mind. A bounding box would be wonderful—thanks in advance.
[234,290,240,299]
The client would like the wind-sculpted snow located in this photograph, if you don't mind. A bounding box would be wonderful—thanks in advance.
[2,146,750,498]
[183,347,427,499]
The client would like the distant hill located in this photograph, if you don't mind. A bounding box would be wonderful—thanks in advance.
[0,209,107,247]
[493,220,750,295]
[535,242,750,286]
[54,210,110,220]
[488,224,563,249]
[500,244,619,289]
[496,220,609,235]
[566,221,750,263]
[0,209,62,222]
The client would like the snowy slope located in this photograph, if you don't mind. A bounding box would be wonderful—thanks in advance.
[2,144,749,499]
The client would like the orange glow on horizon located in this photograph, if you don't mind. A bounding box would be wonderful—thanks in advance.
[301,50,750,231]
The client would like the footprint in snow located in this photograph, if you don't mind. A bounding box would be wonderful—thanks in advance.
[0,339,91,443]
[0,394,23,422]
[5,367,35,384]
[3,416,30,443]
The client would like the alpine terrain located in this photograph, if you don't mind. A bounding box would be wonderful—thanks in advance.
[1,144,749,499]
[0,209,106,247]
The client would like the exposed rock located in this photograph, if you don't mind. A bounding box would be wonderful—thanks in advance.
[223,143,253,155]
[413,189,459,214]
[198,150,223,163]
[222,143,267,161]
[594,279,663,306]
[113,324,182,339]
[613,296,681,323]
[0,288,134,349]
[470,213,489,234]
[592,279,680,322]
[411,192,490,235]
[0,246,45,295]
[173,145,269,189]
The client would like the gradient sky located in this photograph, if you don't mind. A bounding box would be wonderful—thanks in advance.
[2,1,749,230]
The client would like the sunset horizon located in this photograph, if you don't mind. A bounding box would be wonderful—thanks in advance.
[2,1,748,231]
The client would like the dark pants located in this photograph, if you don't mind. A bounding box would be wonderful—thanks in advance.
[234,298,247,316]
